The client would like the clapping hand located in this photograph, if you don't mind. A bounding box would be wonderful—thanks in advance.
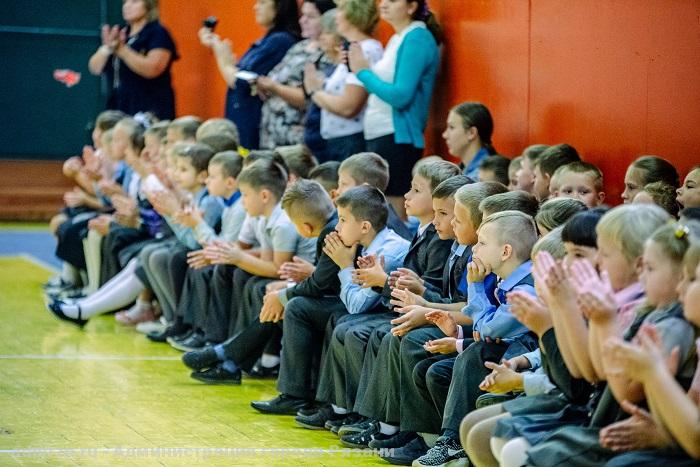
[278,256,315,282]
[352,254,387,288]
[425,310,459,338]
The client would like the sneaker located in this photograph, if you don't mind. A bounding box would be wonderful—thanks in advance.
[136,320,167,335]
[148,323,189,343]
[295,405,345,430]
[412,436,468,467]
[369,430,418,449]
[190,364,241,385]
[337,417,374,437]
[382,436,430,466]
[325,413,364,434]
[340,420,380,448]
[182,346,219,371]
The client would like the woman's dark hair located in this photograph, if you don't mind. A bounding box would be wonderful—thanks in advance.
[411,0,443,45]
[632,155,680,188]
[272,0,302,37]
[451,102,496,155]
[306,0,336,15]
[561,207,608,248]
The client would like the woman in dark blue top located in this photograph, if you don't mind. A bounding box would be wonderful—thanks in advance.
[199,0,301,150]
[88,0,178,120]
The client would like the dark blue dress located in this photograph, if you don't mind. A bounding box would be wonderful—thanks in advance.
[106,21,178,120]
[225,30,298,150]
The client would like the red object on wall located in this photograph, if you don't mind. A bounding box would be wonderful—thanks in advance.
[161,0,700,203]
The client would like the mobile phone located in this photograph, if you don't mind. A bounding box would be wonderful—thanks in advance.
[203,16,218,31]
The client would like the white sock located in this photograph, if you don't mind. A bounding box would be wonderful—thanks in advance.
[64,260,144,319]
[61,263,80,285]
[83,231,103,294]
[331,404,348,415]
[379,422,399,436]
[260,353,280,368]
[419,432,439,448]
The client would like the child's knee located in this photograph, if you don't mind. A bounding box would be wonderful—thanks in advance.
[49,214,67,235]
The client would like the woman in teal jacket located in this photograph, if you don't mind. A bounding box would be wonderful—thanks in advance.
[348,0,442,219]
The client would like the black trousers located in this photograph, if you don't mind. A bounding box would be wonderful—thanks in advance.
[221,319,283,373]
[276,296,347,400]
[204,265,253,343]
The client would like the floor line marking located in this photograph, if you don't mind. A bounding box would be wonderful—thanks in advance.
[0,447,372,455]
[0,354,181,361]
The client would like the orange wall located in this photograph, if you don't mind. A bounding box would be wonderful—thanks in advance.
[161,0,700,203]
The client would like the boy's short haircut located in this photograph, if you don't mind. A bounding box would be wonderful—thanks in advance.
[244,150,289,176]
[282,179,335,224]
[554,161,604,191]
[339,152,389,191]
[481,210,539,262]
[479,155,511,186]
[535,197,587,232]
[416,159,462,191]
[479,190,539,218]
[168,116,203,140]
[196,118,239,144]
[509,156,523,174]
[596,204,671,264]
[96,110,127,131]
[146,120,170,140]
[172,142,215,173]
[335,185,388,232]
[275,144,317,179]
[412,155,445,177]
[237,159,288,200]
[532,226,566,260]
[309,161,341,193]
[561,208,608,248]
[641,181,680,217]
[455,181,509,228]
[198,133,239,154]
[210,151,243,179]
[432,175,472,199]
[522,144,549,164]
[116,117,146,151]
[536,144,581,177]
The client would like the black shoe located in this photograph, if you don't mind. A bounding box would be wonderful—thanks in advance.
[295,405,346,430]
[380,435,429,465]
[369,430,417,449]
[147,323,189,343]
[326,413,364,434]
[182,346,219,371]
[47,300,87,328]
[248,359,280,379]
[340,420,380,448]
[190,364,241,385]
[251,394,312,415]
[169,331,207,352]
[337,417,374,437]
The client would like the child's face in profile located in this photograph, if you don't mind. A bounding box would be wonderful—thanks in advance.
[141,133,161,165]
[92,126,103,149]
[451,201,478,245]
[682,261,700,326]
[516,157,536,194]
[563,241,597,268]
[173,156,203,192]
[621,166,645,203]
[677,168,700,209]
[335,205,365,247]
[478,168,497,184]
[336,170,357,198]
[595,233,638,292]
[432,196,456,240]
[532,165,550,202]
[472,222,503,271]
[404,175,434,220]
[239,183,266,217]
[205,163,233,198]
[508,164,520,191]
[557,171,604,208]
[165,128,185,149]
[111,125,129,161]
[442,110,471,159]
[640,240,682,308]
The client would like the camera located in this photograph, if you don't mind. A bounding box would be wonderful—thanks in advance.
[203,16,218,31]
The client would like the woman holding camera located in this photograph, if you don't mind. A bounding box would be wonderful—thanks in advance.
[199,0,301,150]
[88,0,178,120]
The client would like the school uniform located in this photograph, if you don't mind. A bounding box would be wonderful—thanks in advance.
[318,223,452,410]
[276,227,409,401]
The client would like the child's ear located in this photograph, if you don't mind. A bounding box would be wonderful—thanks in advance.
[597,191,606,204]
[361,220,372,234]
[502,243,514,262]
[260,188,272,204]
[633,255,644,276]
[304,222,315,237]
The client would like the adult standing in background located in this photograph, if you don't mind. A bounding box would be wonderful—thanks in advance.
[256,0,336,150]
[88,0,178,120]
[349,0,442,219]
[199,0,301,150]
